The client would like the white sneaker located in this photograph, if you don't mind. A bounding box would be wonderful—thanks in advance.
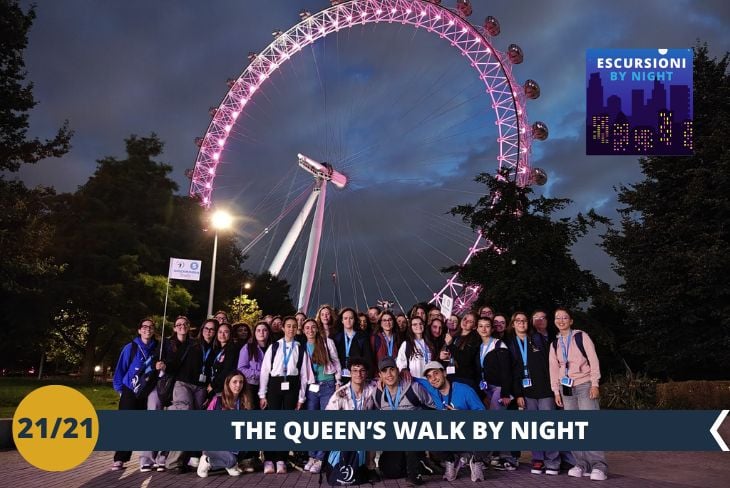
[276,461,287,474]
[469,458,485,482]
[590,469,607,481]
[568,466,584,478]
[226,465,243,476]
[263,461,275,474]
[196,455,211,478]
[187,457,200,468]
[304,457,315,472]
[309,460,322,474]
[545,467,560,476]
[443,461,457,482]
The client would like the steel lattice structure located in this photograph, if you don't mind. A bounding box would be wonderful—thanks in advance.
[189,0,543,313]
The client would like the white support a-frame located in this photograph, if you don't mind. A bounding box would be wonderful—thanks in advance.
[268,154,346,315]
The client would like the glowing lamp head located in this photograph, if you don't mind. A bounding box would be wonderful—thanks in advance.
[211,210,233,230]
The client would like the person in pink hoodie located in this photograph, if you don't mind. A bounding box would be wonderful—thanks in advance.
[548,307,607,481]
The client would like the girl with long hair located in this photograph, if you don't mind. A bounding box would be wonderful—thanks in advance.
[303,318,342,473]
[396,316,436,380]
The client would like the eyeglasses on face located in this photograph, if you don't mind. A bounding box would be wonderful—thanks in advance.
[203,327,216,332]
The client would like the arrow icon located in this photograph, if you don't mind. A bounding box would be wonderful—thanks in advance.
[710,410,729,451]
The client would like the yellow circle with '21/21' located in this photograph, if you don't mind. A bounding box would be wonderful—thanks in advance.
[12,385,99,471]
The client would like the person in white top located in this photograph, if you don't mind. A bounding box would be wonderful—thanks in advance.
[397,316,436,380]
[258,316,313,474]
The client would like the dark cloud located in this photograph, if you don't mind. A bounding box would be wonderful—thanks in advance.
[15,0,730,310]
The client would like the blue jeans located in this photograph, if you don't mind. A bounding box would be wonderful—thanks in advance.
[306,380,336,460]
[525,397,559,470]
[203,450,238,470]
[561,382,608,474]
[485,385,517,465]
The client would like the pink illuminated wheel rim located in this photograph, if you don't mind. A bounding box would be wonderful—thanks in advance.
[189,0,537,313]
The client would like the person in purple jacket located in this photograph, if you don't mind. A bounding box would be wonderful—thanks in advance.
[237,321,272,410]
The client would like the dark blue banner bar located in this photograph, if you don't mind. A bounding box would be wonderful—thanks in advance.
[95,410,729,451]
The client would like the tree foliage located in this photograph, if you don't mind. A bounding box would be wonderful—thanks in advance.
[49,135,246,380]
[602,44,730,379]
[450,169,609,314]
[0,0,71,172]
[0,0,71,369]
[229,294,262,326]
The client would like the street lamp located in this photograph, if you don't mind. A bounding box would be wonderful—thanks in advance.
[207,209,233,318]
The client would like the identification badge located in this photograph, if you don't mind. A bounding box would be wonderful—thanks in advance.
[342,369,351,377]
[281,381,290,391]
[198,374,207,383]
[522,378,532,388]
[479,380,488,391]
[560,376,573,387]
[308,383,320,393]
[446,366,456,375]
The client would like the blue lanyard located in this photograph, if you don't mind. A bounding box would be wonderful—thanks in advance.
[214,348,225,364]
[439,385,454,409]
[384,385,402,410]
[479,338,494,363]
[350,385,363,411]
[517,336,529,377]
[384,334,393,356]
[344,332,354,360]
[201,344,212,373]
[235,398,240,410]
[416,339,430,362]
[560,331,573,374]
[282,341,294,376]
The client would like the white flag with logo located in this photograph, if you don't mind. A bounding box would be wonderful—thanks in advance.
[169,258,202,281]
[440,294,454,319]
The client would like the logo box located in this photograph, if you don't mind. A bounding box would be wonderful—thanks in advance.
[586,48,693,155]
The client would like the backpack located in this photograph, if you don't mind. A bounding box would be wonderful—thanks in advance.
[551,331,589,365]
[320,450,368,486]
[127,341,157,398]
[270,340,305,373]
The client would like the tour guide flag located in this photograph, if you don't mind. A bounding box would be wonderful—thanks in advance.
[168,257,202,281]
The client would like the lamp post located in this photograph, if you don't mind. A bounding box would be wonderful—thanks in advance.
[207,210,233,318]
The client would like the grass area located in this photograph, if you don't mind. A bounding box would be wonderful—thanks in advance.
[0,377,119,417]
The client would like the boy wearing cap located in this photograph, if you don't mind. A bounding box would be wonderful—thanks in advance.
[375,356,435,486]
[416,361,487,482]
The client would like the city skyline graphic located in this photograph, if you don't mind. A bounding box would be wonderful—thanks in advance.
[586,48,693,155]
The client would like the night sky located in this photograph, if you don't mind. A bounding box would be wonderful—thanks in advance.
[16,0,730,312]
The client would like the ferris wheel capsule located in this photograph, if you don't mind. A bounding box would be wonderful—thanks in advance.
[524,79,540,99]
[272,29,283,38]
[226,78,237,88]
[209,107,218,117]
[247,51,257,62]
[429,0,442,5]
[194,137,204,148]
[456,0,473,17]
[531,121,549,141]
[507,44,524,64]
[330,0,344,5]
[528,167,548,186]
[299,9,311,20]
[484,16,500,36]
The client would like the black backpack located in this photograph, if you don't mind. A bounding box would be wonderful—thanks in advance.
[320,450,368,486]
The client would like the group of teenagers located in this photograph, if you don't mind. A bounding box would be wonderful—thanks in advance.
[111,302,608,485]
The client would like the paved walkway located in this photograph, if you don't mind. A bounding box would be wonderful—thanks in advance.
[2,451,729,488]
